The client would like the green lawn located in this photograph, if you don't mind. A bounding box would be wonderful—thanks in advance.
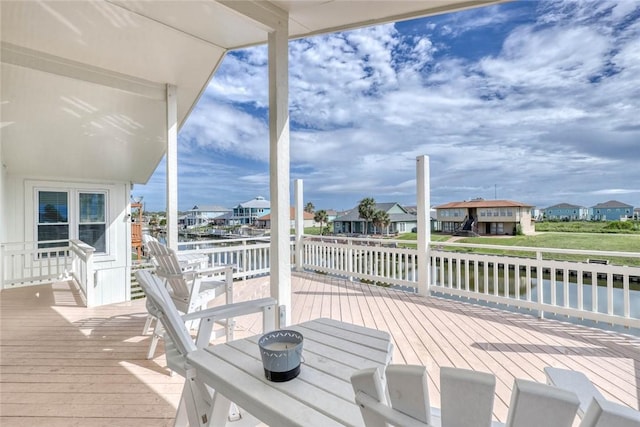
[453,233,640,266]
[535,220,640,234]
[458,233,639,251]
[300,227,639,265]
[396,232,451,242]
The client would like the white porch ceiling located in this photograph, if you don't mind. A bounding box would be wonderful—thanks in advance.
[0,0,504,184]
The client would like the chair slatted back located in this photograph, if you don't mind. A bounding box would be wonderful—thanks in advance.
[135,270,197,361]
[147,240,191,301]
[351,367,389,427]
[579,398,640,427]
[440,366,496,427]
[505,378,580,427]
[353,365,499,427]
[352,365,432,427]
[386,365,431,424]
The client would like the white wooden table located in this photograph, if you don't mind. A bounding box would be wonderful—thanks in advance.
[187,317,393,427]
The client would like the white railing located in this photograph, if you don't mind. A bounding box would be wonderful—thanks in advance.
[301,236,640,329]
[302,236,418,288]
[0,240,72,289]
[69,239,95,306]
[3,234,639,329]
[430,242,640,329]
[177,236,295,280]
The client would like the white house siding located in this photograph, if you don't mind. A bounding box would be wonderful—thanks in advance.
[3,176,131,305]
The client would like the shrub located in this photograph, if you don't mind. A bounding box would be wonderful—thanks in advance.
[604,221,634,231]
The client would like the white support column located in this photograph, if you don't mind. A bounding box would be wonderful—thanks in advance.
[416,155,431,296]
[268,20,291,327]
[294,179,304,272]
[166,84,179,250]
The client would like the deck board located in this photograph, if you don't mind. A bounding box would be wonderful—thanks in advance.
[2,272,639,425]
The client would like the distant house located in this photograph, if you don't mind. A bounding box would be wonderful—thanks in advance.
[230,196,271,225]
[256,208,316,229]
[544,203,588,221]
[211,211,234,226]
[531,208,543,221]
[404,205,440,231]
[402,205,418,215]
[434,199,534,235]
[323,209,340,222]
[333,202,417,235]
[182,204,230,228]
[634,208,640,220]
[590,200,634,221]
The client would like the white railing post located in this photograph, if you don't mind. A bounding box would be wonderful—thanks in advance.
[294,179,304,272]
[347,238,354,282]
[416,155,430,296]
[85,249,95,307]
[165,83,179,251]
[536,250,544,319]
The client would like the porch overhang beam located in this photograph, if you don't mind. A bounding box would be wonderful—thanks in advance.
[1,42,166,100]
[217,1,288,32]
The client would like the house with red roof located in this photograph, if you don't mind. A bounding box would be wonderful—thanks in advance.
[434,199,534,236]
[256,208,317,229]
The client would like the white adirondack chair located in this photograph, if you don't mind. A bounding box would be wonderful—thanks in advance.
[440,366,496,427]
[579,397,640,427]
[352,364,498,427]
[141,236,207,335]
[504,378,580,427]
[136,269,277,427]
[144,240,234,358]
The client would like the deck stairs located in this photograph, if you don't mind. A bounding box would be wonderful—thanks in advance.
[131,262,155,300]
[453,217,479,237]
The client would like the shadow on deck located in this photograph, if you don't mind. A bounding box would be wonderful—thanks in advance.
[1,271,638,425]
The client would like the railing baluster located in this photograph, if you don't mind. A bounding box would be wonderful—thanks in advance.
[623,273,630,318]
[551,266,557,307]
[577,267,584,311]
[592,269,598,313]
[563,268,570,308]
[607,271,613,316]
[493,260,499,296]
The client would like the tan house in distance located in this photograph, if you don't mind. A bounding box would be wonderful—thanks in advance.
[256,208,317,229]
[435,199,534,236]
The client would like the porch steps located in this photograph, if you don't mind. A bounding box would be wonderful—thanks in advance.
[131,263,155,300]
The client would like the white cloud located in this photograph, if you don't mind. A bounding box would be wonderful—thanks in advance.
[136,0,640,212]
[180,101,269,161]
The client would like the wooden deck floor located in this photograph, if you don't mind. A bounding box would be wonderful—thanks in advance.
[1,272,639,426]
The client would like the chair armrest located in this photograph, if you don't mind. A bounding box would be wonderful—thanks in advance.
[156,269,198,281]
[544,367,605,416]
[196,264,233,277]
[183,297,278,348]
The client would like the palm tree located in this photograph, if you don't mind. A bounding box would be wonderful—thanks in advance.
[304,202,315,213]
[314,210,329,235]
[373,210,390,235]
[358,197,376,235]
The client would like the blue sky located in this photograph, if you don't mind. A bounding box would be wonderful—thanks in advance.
[135,0,640,213]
